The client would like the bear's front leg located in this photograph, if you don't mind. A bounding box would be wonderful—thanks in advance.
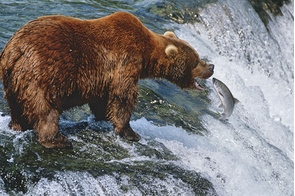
[107,86,141,141]
[34,110,72,148]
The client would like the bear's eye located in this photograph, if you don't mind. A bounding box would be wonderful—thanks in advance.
[193,61,199,68]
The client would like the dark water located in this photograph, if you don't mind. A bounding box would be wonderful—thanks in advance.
[0,0,293,195]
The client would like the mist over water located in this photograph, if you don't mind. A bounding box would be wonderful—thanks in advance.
[0,0,293,195]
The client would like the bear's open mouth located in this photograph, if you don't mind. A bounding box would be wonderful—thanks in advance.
[194,78,204,91]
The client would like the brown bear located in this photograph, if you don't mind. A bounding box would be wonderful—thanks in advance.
[0,12,214,148]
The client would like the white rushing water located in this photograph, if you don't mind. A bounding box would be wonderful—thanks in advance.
[0,0,293,195]
[135,0,294,195]
[133,0,293,195]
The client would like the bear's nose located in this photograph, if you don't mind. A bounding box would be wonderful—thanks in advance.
[209,64,214,72]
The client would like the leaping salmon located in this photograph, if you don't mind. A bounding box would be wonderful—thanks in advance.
[212,77,239,117]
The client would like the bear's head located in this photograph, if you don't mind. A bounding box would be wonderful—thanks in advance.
[162,31,214,90]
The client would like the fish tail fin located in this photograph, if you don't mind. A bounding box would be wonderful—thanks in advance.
[218,113,228,121]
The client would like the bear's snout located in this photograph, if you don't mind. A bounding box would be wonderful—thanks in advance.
[191,62,214,80]
[201,63,214,79]
[208,64,214,73]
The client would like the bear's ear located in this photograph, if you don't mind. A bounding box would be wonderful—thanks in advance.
[164,31,177,39]
[165,44,178,58]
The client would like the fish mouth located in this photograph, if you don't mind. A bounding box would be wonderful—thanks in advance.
[212,77,217,86]
[194,78,205,91]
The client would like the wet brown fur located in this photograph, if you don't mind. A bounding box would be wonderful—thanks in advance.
[0,12,214,148]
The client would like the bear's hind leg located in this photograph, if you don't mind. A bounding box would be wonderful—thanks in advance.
[9,112,32,132]
[34,109,72,148]
[6,95,31,131]
[9,118,26,131]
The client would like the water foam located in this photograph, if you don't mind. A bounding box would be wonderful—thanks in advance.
[131,115,293,196]
[24,170,196,195]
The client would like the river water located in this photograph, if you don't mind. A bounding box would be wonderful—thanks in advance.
[0,0,293,195]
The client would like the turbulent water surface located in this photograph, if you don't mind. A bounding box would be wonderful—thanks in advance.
[0,0,293,195]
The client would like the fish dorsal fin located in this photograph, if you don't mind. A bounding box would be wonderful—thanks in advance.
[234,98,239,105]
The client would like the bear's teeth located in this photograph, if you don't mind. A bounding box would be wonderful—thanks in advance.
[194,79,204,91]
